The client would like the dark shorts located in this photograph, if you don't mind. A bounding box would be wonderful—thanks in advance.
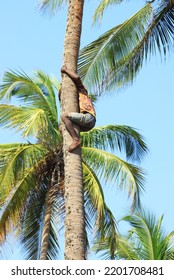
[68,112,96,131]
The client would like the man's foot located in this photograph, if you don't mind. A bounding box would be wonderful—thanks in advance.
[68,139,81,152]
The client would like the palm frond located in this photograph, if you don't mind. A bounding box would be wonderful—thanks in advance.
[93,205,117,259]
[93,0,128,24]
[81,125,148,163]
[146,2,174,60]
[0,144,62,246]
[83,161,105,219]
[0,70,55,118]
[79,2,174,95]
[83,162,117,258]
[0,143,48,208]
[78,4,153,95]
[0,170,41,241]
[96,209,174,260]
[0,233,25,260]
[83,163,103,255]
[82,147,145,210]
[103,2,174,93]
[34,70,59,124]
[123,211,156,259]
[38,0,68,15]
[0,104,60,145]
[115,235,140,260]
[94,234,140,260]
[0,105,47,137]
[162,232,174,260]
[122,209,174,260]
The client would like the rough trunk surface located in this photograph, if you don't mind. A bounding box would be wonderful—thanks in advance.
[61,0,85,260]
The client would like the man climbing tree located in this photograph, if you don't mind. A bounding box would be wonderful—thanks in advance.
[61,65,96,152]
[60,0,86,260]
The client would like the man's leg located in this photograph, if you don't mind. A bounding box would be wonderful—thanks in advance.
[61,113,81,152]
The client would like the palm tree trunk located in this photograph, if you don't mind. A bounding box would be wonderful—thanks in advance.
[39,185,53,260]
[60,0,86,259]
[39,168,58,260]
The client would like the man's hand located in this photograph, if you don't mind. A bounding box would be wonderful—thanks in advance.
[61,65,67,73]
[60,66,84,90]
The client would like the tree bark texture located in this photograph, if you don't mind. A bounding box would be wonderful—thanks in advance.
[39,167,58,260]
[39,185,53,260]
[61,0,86,260]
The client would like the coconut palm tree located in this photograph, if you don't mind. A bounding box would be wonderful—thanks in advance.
[0,70,62,260]
[0,70,147,259]
[38,0,174,259]
[95,209,174,260]
[40,0,86,259]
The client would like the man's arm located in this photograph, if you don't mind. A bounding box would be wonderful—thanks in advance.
[61,65,86,91]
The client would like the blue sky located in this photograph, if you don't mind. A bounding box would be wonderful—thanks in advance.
[0,0,174,259]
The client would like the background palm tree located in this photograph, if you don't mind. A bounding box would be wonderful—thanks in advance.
[0,70,147,259]
[0,70,62,260]
[95,208,174,260]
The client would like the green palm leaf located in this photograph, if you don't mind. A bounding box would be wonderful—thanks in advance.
[0,170,40,238]
[94,234,139,260]
[0,70,60,145]
[82,147,145,210]
[122,209,174,260]
[93,205,117,259]
[93,0,128,24]
[0,144,48,237]
[115,235,140,260]
[147,2,174,59]
[95,209,174,260]
[81,125,148,163]
[0,105,59,144]
[123,211,156,259]
[38,0,68,14]
[0,70,55,119]
[0,234,25,260]
[79,2,174,95]
[34,70,59,124]
[83,162,105,217]
[83,162,117,258]
[78,4,153,95]
[0,105,48,137]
